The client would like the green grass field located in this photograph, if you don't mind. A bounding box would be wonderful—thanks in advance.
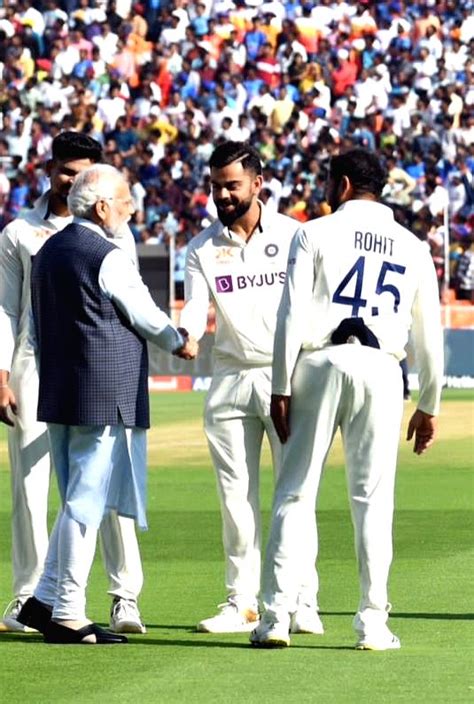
[0,390,473,703]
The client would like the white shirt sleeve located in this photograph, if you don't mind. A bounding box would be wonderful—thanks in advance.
[410,250,444,415]
[98,248,184,353]
[112,225,138,269]
[272,229,315,395]
[0,225,21,371]
[179,243,210,341]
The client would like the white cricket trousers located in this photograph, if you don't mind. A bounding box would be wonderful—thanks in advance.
[262,345,403,630]
[204,365,318,609]
[7,355,143,602]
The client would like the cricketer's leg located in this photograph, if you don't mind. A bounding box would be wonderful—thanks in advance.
[205,369,264,608]
[7,358,51,604]
[339,348,403,636]
[258,366,320,614]
[261,350,341,621]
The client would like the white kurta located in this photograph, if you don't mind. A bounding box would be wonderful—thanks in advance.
[32,218,184,621]
[43,217,185,531]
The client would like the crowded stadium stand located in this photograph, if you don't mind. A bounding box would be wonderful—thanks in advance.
[0,0,473,384]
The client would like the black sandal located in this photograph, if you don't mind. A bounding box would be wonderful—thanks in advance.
[44,621,128,644]
[17,597,53,633]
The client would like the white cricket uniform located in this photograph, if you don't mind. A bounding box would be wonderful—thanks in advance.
[180,203,318,609]
[0,193,143,603]
[262,199,444,632]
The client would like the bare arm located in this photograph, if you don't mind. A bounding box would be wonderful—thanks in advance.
[406,409,437,455]
[270,394,291,444]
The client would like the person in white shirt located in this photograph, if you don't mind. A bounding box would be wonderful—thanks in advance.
[161,13,187,45]
[0,132,143,635]
[419,25,443,61]
[16,164,197,644]
[92,22,119,65]
[251,148,443,650]
[52,35,80,77]
[180,141,321,635]
[390,94,412,138]
[97,83,127,132]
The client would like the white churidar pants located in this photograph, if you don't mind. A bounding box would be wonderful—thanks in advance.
[33,422,146,620]
[204,364,318,609]
[7,353,143,602]
[262,345,403,630]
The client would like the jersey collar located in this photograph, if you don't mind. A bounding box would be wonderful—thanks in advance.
[336,199,395,220]
[219,200,266,244]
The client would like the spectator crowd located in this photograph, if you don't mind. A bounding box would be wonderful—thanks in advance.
[0,0,472,300]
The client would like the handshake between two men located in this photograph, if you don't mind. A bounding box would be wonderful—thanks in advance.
[174,328,199,361]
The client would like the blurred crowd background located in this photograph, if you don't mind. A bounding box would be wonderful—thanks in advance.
[0,0,472,301]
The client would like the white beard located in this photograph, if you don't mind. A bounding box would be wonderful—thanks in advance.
[104,220,130,240]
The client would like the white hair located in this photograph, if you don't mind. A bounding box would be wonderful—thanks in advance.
[67,164,126,218]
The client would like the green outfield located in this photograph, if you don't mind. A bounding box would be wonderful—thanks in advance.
[0,390,473,703]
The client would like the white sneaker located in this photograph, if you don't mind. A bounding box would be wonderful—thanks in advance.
[110,598,146,634]
[249,613,291,648]
[355,627,401,651]
[1,599,37,633]
[197,600,259,633]
[290,607,324,635]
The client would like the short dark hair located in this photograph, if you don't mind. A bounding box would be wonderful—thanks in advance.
[329,148,386,198]
[209,141,262,176]
[51,131,103,163]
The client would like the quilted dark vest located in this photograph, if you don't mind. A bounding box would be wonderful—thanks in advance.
[31,223,149,428]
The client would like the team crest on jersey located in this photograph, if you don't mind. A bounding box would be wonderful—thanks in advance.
[215,247,235,262]
[264,243,279,257]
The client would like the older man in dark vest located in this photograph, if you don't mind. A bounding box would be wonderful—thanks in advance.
[18,164,197,644]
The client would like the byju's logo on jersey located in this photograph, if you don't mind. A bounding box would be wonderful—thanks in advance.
[215,272,286,293]
[215,275,234,293]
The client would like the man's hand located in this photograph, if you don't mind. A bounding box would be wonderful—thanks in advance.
[0,385,17,427]
[173,328,199,360]
[406,409,437,455]
[270,394,291,444]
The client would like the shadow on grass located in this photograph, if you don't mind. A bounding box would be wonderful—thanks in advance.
[98,637,355,651]
[0,631,353,650]
[0,634,44,642]
[319,611,474,621]
[391,612,474,620]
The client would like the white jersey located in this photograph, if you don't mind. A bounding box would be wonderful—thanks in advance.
[273,200,444,415]
[0,192,138,373]
[180,203,301,369]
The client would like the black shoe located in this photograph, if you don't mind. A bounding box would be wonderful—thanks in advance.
[44,621,128,644]
[17,597,53,633]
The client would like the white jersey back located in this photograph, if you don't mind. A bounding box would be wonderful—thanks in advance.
[273,200,443,413]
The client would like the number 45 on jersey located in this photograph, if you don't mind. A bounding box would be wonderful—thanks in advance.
[333,256,406,317]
